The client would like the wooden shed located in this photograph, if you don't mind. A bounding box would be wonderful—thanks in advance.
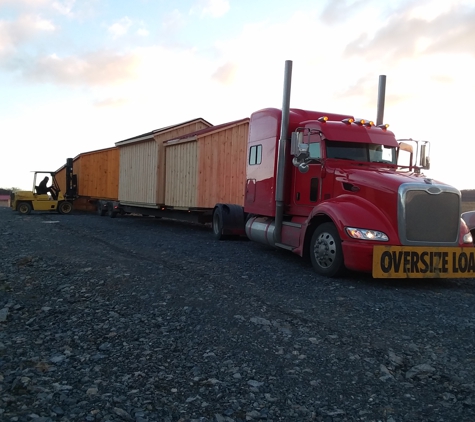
[164,118,249,209]
[116,118,213,207]
[55,147,119,211]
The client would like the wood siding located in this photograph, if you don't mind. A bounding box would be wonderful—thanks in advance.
[197,121,248,208]
[118,140,159,205]
[55,147,119,210]
[118,120,212,206]
[165,141,198,208]
[164,120,248,209]
[76,148,119,199]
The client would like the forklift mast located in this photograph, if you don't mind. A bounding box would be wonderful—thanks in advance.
[64,158,78,200]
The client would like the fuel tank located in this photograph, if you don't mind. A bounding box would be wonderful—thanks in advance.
[245,216,277,247]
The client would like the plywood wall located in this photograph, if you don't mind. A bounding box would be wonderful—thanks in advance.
[164,120,248,209]
[118,119,212,206]
[77,148,119,199]
[196,121,248,208]
[155,120,212,205]
[164,141,198,208]
[118,140,159,205]
[55,147,119,202]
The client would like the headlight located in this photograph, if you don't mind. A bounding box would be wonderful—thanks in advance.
[345,227,389,241]
[463,232,473,244]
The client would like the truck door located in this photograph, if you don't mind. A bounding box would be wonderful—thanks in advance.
[291,139,323,211]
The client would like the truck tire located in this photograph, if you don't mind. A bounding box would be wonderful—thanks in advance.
[212,207,226,240]
[309,222,345,277]
[58,201,73,214]
[18,202,32,215]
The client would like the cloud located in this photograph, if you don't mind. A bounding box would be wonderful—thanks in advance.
[19,50,141,86]
[190,0,230,18]
[343,2,475,62]
[162,9,186,32]
[0,14,56,54]
[320,0,370,24]
[212,61,238,85]
[108,17,133,39]
[0,0,51,7]
[52,0,76,16]
[137,28,149,37]
[93,97,129,108]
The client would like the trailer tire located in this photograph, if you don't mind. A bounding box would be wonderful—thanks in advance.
[212,207,226,240]
[107,202,118,218]
[309,222,345,277]
[97,201,107,216]
[18,202,32,215]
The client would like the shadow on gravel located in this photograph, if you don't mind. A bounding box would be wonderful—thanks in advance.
[348,272,475,292]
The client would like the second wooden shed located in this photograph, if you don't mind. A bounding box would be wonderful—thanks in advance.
[163,118,249,209]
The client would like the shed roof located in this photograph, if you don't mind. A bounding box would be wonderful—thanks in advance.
[165,118,249,146]
[115,117,213,146]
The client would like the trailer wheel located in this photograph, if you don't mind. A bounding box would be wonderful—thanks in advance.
[309,222,345,277]
[58,201,73,215]
[18,202,32,215]
[97,201,107,216]
[107,202,118,218]
[212,207,226,240]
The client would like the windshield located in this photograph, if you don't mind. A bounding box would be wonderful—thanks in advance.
[326,140,397,164]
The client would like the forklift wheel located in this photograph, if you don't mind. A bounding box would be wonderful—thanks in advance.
[18,202,32,215]
[58,201,73,215]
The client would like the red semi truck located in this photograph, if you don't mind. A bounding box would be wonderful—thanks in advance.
[212,106,472,278]
[211,62,475,279]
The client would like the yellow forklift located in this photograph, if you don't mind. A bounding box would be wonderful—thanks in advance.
[11,158,78,215]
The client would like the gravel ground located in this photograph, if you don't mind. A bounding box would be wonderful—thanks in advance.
[2,206,475,422]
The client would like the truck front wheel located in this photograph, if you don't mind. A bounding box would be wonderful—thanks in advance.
[18,202,32,215]
[309,223,345,277]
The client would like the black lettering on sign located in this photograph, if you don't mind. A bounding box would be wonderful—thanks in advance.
[392,251,403,272]
[410,252,419,273]
[420,252,429,273]
[469,252,475,272]
[381,251,392,273]
[442,252,448,273]
[459,252,467,273]
[433,252,441,272]
[403,251,410,272]
[452,252,459,273]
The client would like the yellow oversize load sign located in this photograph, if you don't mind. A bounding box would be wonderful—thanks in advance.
[373,246,475,278]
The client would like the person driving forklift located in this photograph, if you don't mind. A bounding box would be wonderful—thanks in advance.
[36,176,53,195]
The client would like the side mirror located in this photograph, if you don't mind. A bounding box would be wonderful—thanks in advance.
[419,144,430,170]
[291,132,303,156]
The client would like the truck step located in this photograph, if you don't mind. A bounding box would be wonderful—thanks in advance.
[275,242,295,251]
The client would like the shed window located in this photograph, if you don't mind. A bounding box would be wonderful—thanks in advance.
[249,145,262,165]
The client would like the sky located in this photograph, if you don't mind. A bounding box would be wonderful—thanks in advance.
[1,0,474,191]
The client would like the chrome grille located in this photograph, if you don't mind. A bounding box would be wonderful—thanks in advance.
[398,183,461,245]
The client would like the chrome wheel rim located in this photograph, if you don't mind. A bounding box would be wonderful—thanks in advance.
[314,231,337,269]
